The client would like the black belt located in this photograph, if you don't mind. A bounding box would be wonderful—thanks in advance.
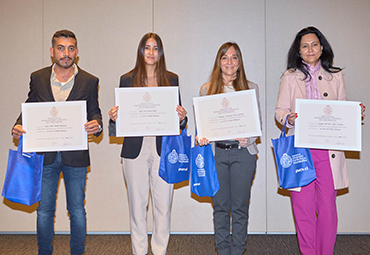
[216,143,240,150]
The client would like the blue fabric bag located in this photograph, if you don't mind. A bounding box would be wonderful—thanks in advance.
[190,131,219,197]
[271,116,316,189]
[2,137,44,206]
[159,128,191,183]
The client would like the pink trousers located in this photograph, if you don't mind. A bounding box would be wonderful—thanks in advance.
[290,149,338,255]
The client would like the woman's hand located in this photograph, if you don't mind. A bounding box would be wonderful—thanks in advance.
[361,103,366,118]
[287,112,298,126]
[235,138,248,148]
[196,135,210,146]
[176,105,187,121]
[108,106,119,122]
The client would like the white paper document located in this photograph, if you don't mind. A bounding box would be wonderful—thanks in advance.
[115,87,179,137]
[22,101,88,152]
[295,99,362,151]
[193,90,261,142]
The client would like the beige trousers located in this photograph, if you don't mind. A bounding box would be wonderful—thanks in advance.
[123,137,174,255]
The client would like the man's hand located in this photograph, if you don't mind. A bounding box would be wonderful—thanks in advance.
[85,120,101,135]
[12,125,26,139]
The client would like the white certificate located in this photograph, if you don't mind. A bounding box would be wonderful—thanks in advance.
[193,90,261,141]
[22,101,88,152]
[115,87,179,137]
[295,99,362,151]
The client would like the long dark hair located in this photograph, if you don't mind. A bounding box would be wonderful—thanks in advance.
[207,42,249,95]
[287,26,341,80]
[129,33,171,87]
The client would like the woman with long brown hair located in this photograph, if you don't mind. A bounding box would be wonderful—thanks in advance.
[109,33,187,255]
[198,42,262,255]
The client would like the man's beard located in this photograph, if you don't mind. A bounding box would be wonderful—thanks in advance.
[55,57,74,69]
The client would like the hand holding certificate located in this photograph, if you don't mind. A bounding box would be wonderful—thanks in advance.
[115,87,179,137]
[22,101,88,152]
[193,90,261,141]
[295,99,362,151]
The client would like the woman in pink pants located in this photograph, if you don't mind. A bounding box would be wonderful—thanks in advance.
[275,26,365,255]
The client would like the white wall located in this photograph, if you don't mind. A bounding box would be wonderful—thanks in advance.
[0,0,369,234]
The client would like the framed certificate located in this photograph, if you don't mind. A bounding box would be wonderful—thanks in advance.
[193,89,261,141]
[295,99,362,151]
[115,87,179,137]
[22,101,88,152]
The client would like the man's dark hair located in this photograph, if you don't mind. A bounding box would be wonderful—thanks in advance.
[52,30,77,47]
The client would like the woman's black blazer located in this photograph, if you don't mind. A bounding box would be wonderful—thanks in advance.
[109,71,187,159]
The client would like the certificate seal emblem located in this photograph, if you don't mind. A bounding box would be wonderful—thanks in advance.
[221,98,230,108]
[323,105,333,116]
[195,154,205,169]
[168,149,178,164]
[143,92,151,103]
[280,153,292,168]
[50,107,59,118]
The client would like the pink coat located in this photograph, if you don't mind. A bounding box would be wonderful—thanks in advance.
[275,68,349,190]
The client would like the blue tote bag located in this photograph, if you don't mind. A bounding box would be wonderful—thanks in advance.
[271,116,316,189]
[190,131,219,197]
[2,137,44,206]
[159,128,191,183]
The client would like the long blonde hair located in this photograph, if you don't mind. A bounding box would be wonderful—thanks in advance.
[207,42,249,95]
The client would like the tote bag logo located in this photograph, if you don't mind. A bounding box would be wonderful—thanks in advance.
[280,153,292,168]
[195,154,205,169]
[168,149,179,164]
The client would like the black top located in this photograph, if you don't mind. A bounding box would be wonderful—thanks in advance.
[109,71,187,159]
[14,66,103,167]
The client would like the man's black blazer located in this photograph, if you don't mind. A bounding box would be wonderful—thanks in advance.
[14,66,103,167]
[109,71,187,159]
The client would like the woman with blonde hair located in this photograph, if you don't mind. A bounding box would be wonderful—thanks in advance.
[198,42,262,255]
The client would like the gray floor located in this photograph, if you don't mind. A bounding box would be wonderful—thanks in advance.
[0,234,370,254]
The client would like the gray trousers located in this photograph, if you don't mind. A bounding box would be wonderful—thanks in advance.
[212,146,256,255]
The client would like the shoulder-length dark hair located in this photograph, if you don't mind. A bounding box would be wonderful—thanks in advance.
[207,42,250,95]
[287,26,342,80]
[129,33,171,87]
